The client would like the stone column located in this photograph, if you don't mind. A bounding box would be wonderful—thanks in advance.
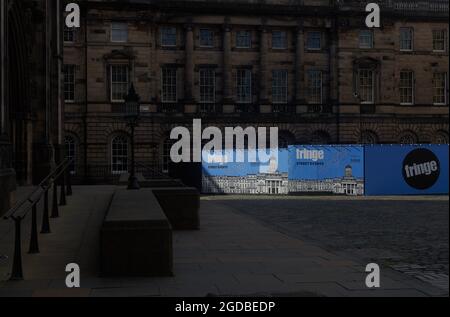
[259,27,269,106]
[184,24,194,104]
[295,22,305,106]
[222,24,232,105]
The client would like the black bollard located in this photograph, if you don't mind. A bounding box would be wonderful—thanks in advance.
[10,216,24,281]
[60,170,67,206]
[41,188,51,234]
[51,179,59,218]
[28,203,40,254]
[66,168,73,196]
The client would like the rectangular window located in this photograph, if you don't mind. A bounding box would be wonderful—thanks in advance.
[64,26,75,43]
[199,69,215,103]
[111,22,128,43]
[199,29,214,47]
[359,30,373,49]
[63,65,75,102]
[161,68,177,103]
[433,73,447,105]
[307,70,323,104]
[236,69,252,103]
[110,65,129,102]
[399,71,414,105]
[272,31,287,49]
[272,70,288,104]
[161,27,177,47]
[433,30,447,52]
[358,69,374,104]
[306,31,322,50]
[400,28,413,51]
[236,31,251,48]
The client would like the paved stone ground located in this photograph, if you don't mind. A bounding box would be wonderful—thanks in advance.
[0,187,447,297]
[205,195,449,293]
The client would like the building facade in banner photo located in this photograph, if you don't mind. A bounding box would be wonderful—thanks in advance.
[288,145,365,196]
[365,145,449,196]
[202,149,289,195]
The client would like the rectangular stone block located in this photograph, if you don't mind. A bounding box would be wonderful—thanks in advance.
[100,188,173,277]
[152,187,200,230]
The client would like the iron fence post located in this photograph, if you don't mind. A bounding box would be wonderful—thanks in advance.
[41,187,51,234]
[28,202,40,254]
[51,179,59,218]
[9,216,24,281]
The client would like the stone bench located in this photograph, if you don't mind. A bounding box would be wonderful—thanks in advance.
[100,188,173,277]
[152,187,200,230]
[140,178,184,188]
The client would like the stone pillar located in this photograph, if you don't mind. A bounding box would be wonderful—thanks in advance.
[259,27,269,106]
[222,23,233,106]
[184,24,194,104]
[295,23,305,107]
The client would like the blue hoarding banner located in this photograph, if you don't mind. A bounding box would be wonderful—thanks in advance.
[288,145,365,195]
[365,145,449,196]
[202,149,289,194]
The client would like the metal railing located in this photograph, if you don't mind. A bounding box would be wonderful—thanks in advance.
[2,158,74,280]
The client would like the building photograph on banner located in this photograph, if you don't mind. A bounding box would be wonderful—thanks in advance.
[202,149,289,195]
[288,145,365,196]
[365,145,449,196]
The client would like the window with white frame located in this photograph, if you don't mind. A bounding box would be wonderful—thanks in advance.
[236,31,251,48]
[433,72,447,105]
[111,22,128,43]
[111,135,129,174]
[307,70,323,104]
[358,69,374,103]
[64,135,77,174]
[161,67,177,103]
[400,28,413,51]
[64,26,75,43]
[272,70,288,104]
[63,65,75,102]
[236,69,252,103]
[433,30,447,52]
[306,31,321,50]
[359,30,374,49]
[399,71,414,105]
[161,27,177,47]
[110,65,129,102]
[272,31,287,49]
[199,68,215,103]
[199,29,214,47]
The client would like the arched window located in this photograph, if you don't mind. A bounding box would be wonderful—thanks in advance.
[64,135,77,174]
[361,130,379,145]
[111,135,129,174]
[162,138,174,174]
[398,131,418,145]
[434,131,449,144]
[310,130,331,145]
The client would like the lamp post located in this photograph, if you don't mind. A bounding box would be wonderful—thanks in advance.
[124,84,141,190]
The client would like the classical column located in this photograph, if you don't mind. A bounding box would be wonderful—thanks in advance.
[259,27,269,104]
[295,23,305,104]
[222,24,232,104]
[184,24,194,103]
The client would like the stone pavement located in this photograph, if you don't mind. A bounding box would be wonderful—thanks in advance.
[0,187,447,297]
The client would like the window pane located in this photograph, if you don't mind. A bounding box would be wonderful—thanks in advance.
[358,69,374,103]
[111,23,128,42]
[433,30,447,51]
[307,70,322,104]
[236,69,252,103]
[400,71,414,104]
[200,29,214,47]
[307,32,321,50]
[199,69,215,103]
[272,31,287,49]
[64,27,74,42]
[433,73,447,105]
[111,136,128,174]
[161,27,177,46]
[272,70,288,104]
[236,31,251,48]
[63,65,75,102]
[359,30,373,48]
[64,136,77,174]
[162,68,177,102]
[111,65,128,101]
[400,28,413,50]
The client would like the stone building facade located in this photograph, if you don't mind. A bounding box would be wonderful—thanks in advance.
[63,0,449,178]
[1,0,63,214]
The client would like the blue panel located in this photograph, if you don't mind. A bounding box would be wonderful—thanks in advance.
[365,145,449,196]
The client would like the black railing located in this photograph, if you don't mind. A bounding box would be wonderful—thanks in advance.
[307,104,332,114]
[2,158,74,280]
[135,162,170,179]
